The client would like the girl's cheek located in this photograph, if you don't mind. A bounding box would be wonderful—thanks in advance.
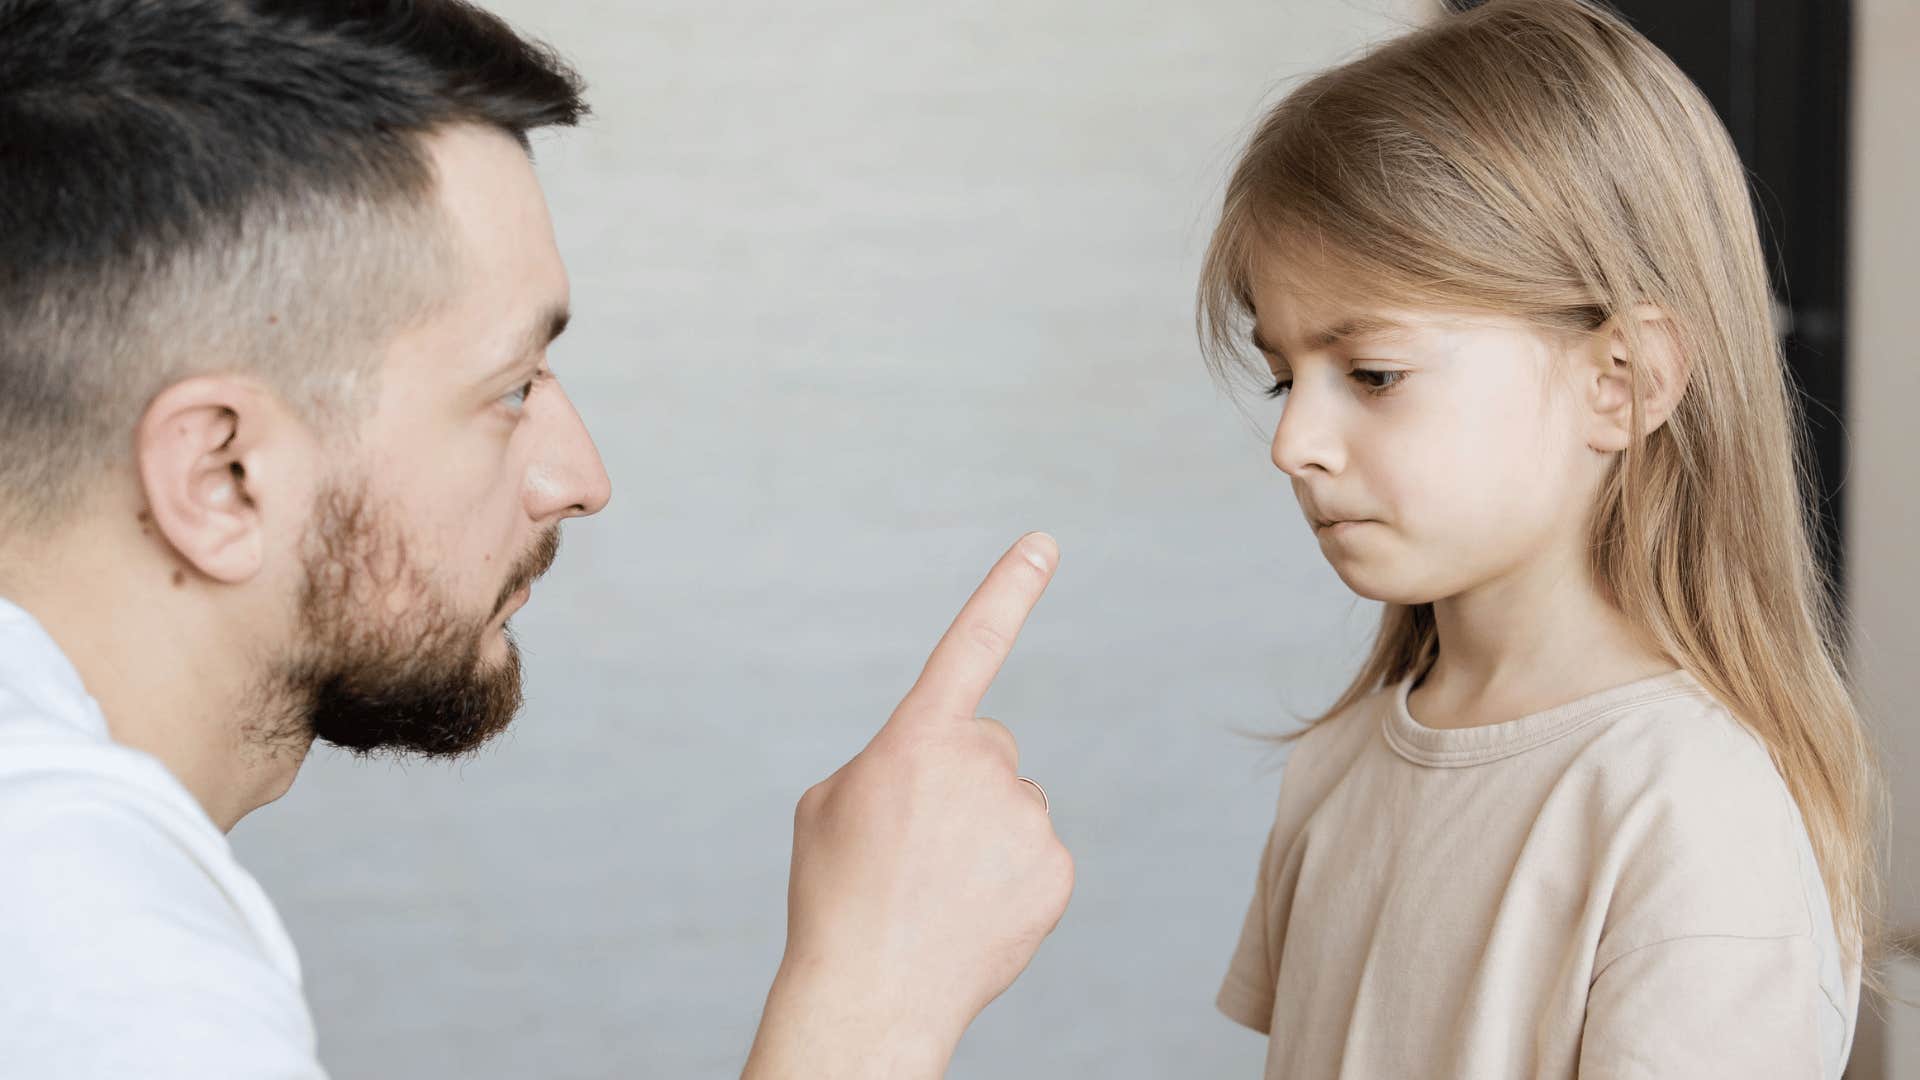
[1395,421,1510,532]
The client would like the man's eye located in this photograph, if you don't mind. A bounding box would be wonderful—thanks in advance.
[499,379,535,412]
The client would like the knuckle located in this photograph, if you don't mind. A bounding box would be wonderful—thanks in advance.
[873,727,927,767]
[1048,844,1077,901]
[795,780,829,823]
[854,737,935,796]
[975,716,1019,760]
[963,620,1009,657]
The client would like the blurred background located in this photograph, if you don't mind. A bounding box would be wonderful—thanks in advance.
[224,0,1919,1076]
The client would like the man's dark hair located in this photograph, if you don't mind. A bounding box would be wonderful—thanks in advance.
[0,0,588,535]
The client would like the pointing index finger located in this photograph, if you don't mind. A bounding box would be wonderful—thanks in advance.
[899,533,1059,723]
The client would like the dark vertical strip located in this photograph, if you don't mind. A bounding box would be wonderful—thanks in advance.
[1729,0,1758,156]
[1613,0,1853,605]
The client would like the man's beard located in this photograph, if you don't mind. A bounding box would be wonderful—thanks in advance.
[255,484,560,759]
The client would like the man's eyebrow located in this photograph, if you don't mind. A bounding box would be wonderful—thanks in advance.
[476,304,571,387]
[1251,314,1404,362]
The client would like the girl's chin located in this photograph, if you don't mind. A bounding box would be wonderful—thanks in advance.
[1343,581,1427,606]
[1329,559,1448,608]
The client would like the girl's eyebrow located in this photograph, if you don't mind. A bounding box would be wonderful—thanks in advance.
[1251,314,1406,363]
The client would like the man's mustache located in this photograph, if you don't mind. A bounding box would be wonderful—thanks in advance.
[490,527,562,618]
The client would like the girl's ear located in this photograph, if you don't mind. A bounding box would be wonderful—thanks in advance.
[1583,304,1690,454]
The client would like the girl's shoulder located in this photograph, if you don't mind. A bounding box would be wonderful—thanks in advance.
[1574,671,1792,816]
[1285,682,1397,757]
[1267,683,1399,809]
[1572,674,1836,966]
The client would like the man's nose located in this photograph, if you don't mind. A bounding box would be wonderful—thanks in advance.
[525,381,613,522]
[1269,384,1346,478]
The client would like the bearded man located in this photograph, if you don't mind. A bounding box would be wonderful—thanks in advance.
[0,2,1071,1076]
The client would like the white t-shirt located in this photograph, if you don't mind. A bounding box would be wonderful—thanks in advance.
[0,597,326,1078]
[1218,669,1859,1079]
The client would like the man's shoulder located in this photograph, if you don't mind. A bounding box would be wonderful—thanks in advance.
[0,749,213,883]
[0,733,246,933]
[0,719,219,863]
[0,720,305,978]
[0,721,323,1077]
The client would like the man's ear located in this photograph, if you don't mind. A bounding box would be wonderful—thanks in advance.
[135,376,295,585]
[1584,304,1690,454]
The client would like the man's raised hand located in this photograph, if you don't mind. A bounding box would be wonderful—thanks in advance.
[743,534,1073,1080]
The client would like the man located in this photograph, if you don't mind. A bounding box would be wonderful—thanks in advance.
[0,2,1071,1077]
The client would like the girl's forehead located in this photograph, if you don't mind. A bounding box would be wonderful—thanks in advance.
[1250,278,1431,349]
[1249,247,1411,323]
[1249,287,1540,366]
[1244,244,1547,357]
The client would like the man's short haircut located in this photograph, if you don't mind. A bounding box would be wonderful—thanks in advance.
[0,0,588,536]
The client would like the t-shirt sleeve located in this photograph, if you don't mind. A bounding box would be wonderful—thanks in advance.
[1217,721,1357,1038]
[1579,708,1855,1078]
[0,798,329,1080]
[1216,824,1279,1033]
[1578,932,1841,1079]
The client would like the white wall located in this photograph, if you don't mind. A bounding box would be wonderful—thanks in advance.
[228,3,1428,1076]
[1845,0,1920,1075]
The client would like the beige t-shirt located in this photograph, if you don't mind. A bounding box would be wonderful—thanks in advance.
[1219,669,1858,1079]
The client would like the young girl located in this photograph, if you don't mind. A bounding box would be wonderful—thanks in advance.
[1199,1,1885,1076]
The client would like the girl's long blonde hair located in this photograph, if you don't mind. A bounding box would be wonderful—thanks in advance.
[1199,0,1888,986]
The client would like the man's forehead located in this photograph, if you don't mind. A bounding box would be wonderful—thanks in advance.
[416,124,571,377]
[471,303,571,387]
[425,124,556,236]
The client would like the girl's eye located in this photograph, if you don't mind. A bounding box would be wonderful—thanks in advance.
[1352,369,1406,395]
[499,378,536,413]
[1265,378,1293,400]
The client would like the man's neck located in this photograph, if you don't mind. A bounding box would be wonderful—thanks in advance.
[0,534,308,832]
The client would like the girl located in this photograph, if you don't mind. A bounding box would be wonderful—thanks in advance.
[1199,1,1886,1076]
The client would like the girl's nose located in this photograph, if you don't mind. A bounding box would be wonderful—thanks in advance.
[1269,389,1346,478]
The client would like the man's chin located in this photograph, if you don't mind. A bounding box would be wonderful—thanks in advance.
[304,645,525,759]
[312,704,521,759]
[283,482,545,760]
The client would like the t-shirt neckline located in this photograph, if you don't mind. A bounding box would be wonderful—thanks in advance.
[1381,667,1704,768]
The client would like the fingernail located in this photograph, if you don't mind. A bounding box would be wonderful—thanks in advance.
[1022,532,1058,572]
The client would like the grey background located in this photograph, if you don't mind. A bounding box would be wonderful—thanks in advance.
[229,2,1428,1076]
[1845,0,1920,1074]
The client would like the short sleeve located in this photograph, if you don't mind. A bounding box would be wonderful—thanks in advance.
[1579,705,1854,1077]
[1216,824,1278,1033]
[1215,714,1373,1038]
[1578,933,1842,1079]
[0,799,329,1080]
